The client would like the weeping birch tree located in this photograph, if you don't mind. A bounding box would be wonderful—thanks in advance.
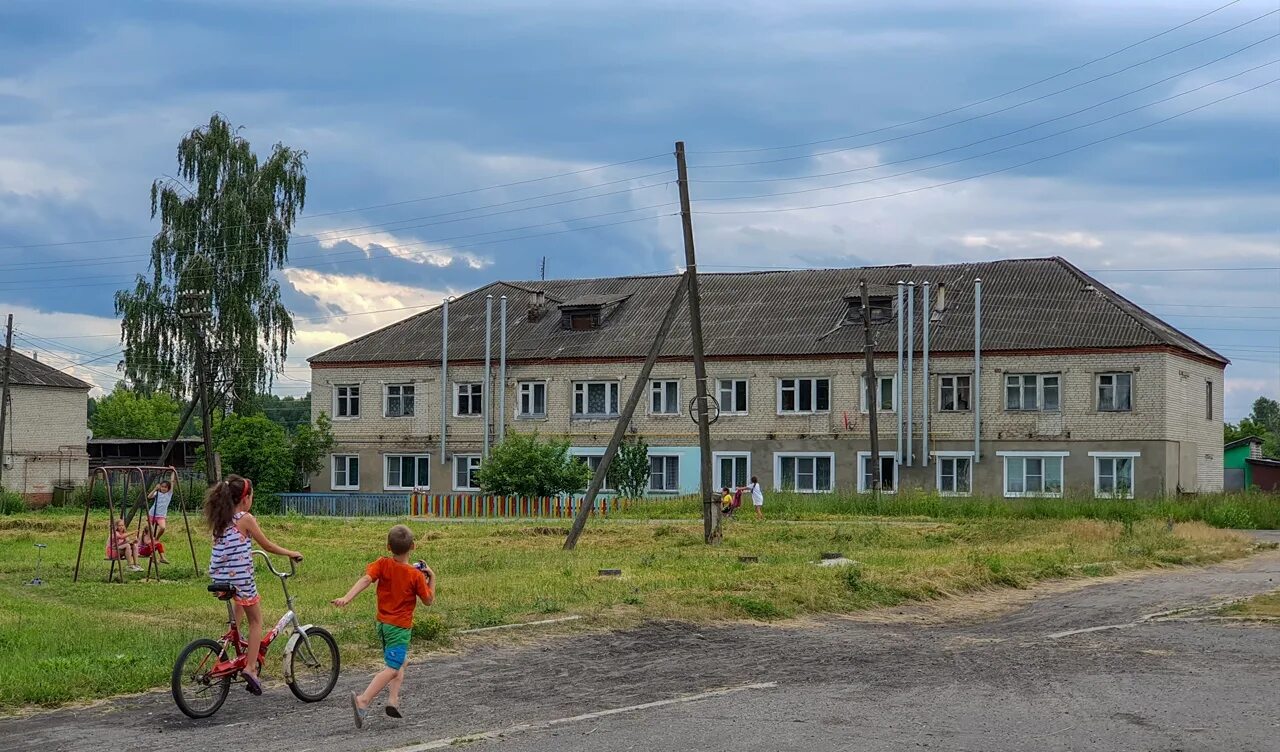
[115,114,307,413]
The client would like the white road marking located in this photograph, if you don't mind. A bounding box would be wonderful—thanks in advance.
[459,615,583,634]
[1047,598,1253,639]
[1046,623,1134,639]
[379,682,778,752]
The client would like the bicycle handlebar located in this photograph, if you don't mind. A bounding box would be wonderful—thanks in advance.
[252,549,297,578]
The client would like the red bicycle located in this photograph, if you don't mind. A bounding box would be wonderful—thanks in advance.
[171,550,340,718]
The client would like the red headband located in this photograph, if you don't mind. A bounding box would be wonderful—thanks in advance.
[240,478,252,501]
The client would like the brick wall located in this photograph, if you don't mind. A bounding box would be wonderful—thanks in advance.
[1162,354,1225,492]
[3,384,89,500]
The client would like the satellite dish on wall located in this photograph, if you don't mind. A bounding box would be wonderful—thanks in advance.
[86,429,94,441]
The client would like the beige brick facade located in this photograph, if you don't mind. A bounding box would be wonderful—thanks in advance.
[310,347,1223,498]
[3,384,89,502]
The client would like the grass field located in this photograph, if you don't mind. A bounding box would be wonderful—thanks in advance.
[1221,591,1280,619]
[0,510,1257,711]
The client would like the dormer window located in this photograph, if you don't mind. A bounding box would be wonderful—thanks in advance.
[558,294,630,331]
[843,286,896,325]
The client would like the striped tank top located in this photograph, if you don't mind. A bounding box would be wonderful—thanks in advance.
[209,511,256,598]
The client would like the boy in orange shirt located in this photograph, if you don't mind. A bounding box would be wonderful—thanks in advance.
[332,524,435,728]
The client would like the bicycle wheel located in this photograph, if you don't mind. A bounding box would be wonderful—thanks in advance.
[172,638,231,718]
[285,626,340,702]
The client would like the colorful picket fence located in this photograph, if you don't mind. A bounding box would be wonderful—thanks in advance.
[409,493,626,519]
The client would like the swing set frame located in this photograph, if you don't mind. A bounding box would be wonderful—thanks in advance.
[73,465,201,583]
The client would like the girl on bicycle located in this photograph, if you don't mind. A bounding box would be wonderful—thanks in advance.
[204,474,302,696]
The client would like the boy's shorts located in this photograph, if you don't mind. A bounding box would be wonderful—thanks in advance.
[148,515,166,527]
[376,621,412,670]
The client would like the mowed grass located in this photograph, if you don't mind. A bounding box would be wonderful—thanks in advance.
[1221,591,1280,619]
[0,511,1257,711]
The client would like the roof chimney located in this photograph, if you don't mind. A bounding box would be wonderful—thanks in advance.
[528,289,547,321]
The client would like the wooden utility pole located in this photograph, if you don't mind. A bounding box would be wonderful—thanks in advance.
[675,141,719,544]
[179,292,219,483]
[859,281,881,493]
[564,274,689,550]
[0,314,12,488]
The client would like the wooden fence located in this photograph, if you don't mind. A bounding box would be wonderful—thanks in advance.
[278,493,626,519]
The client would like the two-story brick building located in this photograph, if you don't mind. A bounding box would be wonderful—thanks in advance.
[307,257,1226,499]
[1,351,91,502]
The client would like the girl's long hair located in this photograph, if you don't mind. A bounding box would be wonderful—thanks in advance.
[204,474,250,537]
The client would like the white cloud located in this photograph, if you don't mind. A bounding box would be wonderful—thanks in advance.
[0,303,122,396]
[311,227,491,269]
[0,158,89,199]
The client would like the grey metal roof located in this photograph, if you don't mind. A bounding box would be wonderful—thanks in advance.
[3,350,94,389]
[309,257,1227,366]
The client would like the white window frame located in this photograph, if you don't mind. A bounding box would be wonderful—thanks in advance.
[938,374,972,412]
[331,454,359,490]
[573,380,621,418]
[856,451,899,494]
[1089,451,1139,499]
[772,451,836,493]
[517,380,547,419]
[384,453,431,491]
[453,455,482,491]
[648,454,681,493]
[717,378,750,415]
[569,450,615,492]
[383,383,416,418]
[776,377,832,415]
[997,451,1069,498]
[932,450,975,496]
[1004,374,1061,413]
[1096,373,1133,413]
[648,379,681,416]
[333,384,361,419]
[712,451,752,490]
[454,382,483,417]
[859,375,897,413]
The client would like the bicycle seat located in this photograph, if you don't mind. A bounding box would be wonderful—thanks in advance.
[208,583,237,600]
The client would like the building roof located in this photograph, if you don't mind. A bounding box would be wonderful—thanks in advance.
[88,437,203,445]
[1225,436,1266,451]
[309,257,1228,367]
[1246,457,1280,468]
[3,350,93,389]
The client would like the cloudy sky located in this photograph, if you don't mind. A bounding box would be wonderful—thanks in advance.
[0,0,1276,419]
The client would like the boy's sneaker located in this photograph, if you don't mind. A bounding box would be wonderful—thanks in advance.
[129,565,143,571]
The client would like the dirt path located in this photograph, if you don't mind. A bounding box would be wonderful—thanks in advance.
[3,543,1278,752]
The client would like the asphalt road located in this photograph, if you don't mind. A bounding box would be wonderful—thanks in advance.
[3,539,1278,752]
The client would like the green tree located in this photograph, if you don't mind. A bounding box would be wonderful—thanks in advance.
[612,438,651,499]
[289,412,334,492]
[213,414,293,496]
[475,434,592,497]
[252,392,312,432]
[115,113,307,412]
[89,384,185,439]
[1226,396,1280,458]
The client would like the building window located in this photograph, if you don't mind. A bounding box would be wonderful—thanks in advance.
[1206,380,1213,420]
[1097,373,1132,412]
[713,452,751,489]
[453,455,482,491]
[1005,374,1060,412]
[649,380,680,415]
[455,383,483,416]
[384,384,415,417]
[935,453,973,496]
[334,384,360,418]
[518,381,546,418]
[332,454,359,490]
[778,377,831,414]
[859,375,896,412]
[385,454,430,490]
[648,455,680,493]
[856,452,898,493]
[571,452,615,491]
[1092,453,1138,499]
[573,381,619,418]
[939,375,971,412]
[774,452,835,493]
[718,379,749,414]
[1000,453,1067,497]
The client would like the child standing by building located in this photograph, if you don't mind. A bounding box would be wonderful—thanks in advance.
[332,524,435,728]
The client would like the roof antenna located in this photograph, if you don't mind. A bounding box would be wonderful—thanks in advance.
[540,256,546,281]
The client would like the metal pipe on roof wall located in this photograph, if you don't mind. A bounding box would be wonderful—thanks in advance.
[896,282,905,464]
[906,282,915,467]
[922,281,930,468]
[498,295,508,446]
[439,298,449,462]
[483,294,493,460]
[974,278,983,463]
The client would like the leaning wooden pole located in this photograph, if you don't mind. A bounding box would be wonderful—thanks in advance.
[564,274,689,551]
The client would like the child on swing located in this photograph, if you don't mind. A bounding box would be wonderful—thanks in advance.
[138,525,169,564]
[109,518,142,571]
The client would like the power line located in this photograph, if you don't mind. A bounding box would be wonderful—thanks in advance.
[693,8,1279,169]
[691,78,1279,216]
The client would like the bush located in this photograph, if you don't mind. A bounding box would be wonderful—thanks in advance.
[475,434,592,496]
[0,490,26,515]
